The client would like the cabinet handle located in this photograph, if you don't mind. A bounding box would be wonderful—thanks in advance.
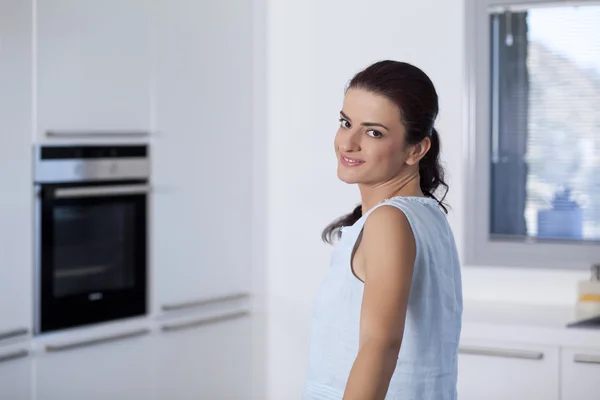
[0,349,28,364]
[574,353,600,365]
[45,328,150,353]
[161,310,249,333]
[161,292,250,312]
[0,328,28,341]
[46,130,149,138]
[459,345,544,360]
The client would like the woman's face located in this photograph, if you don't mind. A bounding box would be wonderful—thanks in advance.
[334,88,417,185]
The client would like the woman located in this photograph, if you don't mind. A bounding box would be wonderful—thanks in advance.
[303,60,463,400]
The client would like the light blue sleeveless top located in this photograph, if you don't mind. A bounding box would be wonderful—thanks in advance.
[303,196,463,400]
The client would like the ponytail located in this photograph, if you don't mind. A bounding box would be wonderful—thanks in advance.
[321,204,362,244]
[419,128,449,213]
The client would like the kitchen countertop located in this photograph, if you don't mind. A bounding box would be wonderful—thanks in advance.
[461,300,600,348]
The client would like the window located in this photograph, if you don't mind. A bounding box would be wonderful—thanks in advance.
[465,0,600,269]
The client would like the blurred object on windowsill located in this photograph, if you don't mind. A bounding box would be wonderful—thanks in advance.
[568,264,600,328]
[538,187,583,240]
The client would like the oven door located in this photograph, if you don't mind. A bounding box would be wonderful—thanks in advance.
[36,182,149,333]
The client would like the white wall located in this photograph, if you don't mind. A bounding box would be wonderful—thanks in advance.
[264,0,587,398]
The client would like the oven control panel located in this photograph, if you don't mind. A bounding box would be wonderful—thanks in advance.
[34,145,150,183]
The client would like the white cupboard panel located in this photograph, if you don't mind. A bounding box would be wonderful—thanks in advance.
[152,0,254,312]
[561,346,600,400]
[35,329,153,400]
[0,0,34,338]
[457,339,559,400]
[36,0,152,136]
[0,344,32,400]
[155,312,253,399]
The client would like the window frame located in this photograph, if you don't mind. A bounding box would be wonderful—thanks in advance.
[464,0,600,270]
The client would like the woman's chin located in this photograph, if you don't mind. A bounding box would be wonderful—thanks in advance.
[337,168,362,184]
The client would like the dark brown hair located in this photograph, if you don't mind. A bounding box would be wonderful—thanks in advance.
[321,60,449,244]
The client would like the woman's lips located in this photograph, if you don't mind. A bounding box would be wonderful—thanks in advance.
[340,155,365,167]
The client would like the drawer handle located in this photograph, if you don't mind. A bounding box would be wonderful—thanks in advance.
[0,328,28,341]
[162,310,249,333]
[161,292,250,312]
[459,345,544,360]
[46,328,150,353]
[574,353,600,365]
[0,349,28,364]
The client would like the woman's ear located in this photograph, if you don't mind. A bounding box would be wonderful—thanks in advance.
[405,137,431,166]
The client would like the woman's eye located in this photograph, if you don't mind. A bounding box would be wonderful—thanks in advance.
[366,130,383,138]
[339,118,350,129]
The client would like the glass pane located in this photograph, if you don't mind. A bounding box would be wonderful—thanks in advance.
[489,4,600,242]
[52,202,136,298]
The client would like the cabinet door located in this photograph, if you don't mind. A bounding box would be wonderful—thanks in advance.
[0,343,32,400]
[36,0,152,136]
[561,346,600,400]
[152,0,254,312]
[457,339,560,400]
[155,311,253,399]
[0,0,33,337]
[35,328,153,400]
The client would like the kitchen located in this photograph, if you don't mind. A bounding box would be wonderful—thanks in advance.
[1,0,600,399]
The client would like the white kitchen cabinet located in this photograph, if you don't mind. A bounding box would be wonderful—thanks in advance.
[152,0,254,312]
[457,339,560,400]
[561,346,600,400]
[35,328,153,400]
[0,0,33,338]
[0,343,32,400]
[155,311,253,399]
[36,0,152,137]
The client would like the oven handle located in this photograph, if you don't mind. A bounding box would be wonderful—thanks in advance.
[53,184,151,199]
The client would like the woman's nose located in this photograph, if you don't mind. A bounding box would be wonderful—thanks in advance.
[339,130,361,152]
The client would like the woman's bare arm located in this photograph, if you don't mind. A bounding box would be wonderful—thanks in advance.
[343,205,415,400]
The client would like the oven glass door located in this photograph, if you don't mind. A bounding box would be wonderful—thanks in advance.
[39,183,147,333]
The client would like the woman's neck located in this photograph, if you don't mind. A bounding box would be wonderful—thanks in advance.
[358,172,423,213]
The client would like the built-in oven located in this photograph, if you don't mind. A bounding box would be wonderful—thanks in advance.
[34,144,150,334]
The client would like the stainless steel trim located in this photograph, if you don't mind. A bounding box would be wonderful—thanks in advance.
[0,328,28,341]
[161,310,250,333]
[0,349,29,364]
[161,292,250,312]
[54,184,151,199]
[459,345,544,360]
[45,328,150,353]
[46,131,149,138]
[34,158,150,183]
[574,353,600,365]
[490,13,501,164]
